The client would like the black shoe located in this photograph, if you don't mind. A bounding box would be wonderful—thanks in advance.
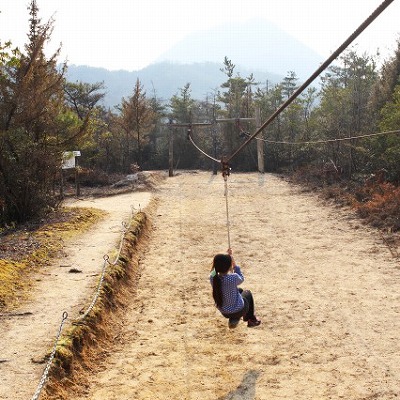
[228,319,240,329]
[247,317,261,327]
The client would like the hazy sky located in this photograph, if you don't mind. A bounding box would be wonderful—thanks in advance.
[0,1,399,71]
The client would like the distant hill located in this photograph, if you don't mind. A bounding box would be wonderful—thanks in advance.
[65,18,323,109]
[66,62,282,108]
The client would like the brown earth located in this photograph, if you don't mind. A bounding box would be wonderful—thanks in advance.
[2,170,400,399]
[0,183,154,400]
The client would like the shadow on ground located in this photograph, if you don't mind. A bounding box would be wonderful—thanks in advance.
[218,370,261,400]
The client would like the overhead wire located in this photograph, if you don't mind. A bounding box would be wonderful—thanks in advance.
[185,0,395,166]
[184,0,395,250]
[225,0,396,163]
[241,129,400,145]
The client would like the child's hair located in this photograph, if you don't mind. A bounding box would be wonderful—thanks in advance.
[212,254,232,308]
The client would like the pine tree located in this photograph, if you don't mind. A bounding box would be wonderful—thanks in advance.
[118,78,155,170]
[0,0,66,224]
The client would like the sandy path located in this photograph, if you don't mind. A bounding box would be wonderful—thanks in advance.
[0,191,152,400]
[71,171,400,400]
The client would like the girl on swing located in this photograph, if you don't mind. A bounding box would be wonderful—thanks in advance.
[210,248,261,329]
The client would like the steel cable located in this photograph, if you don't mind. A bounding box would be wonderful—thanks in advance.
[226,0,396,163]
[242,129,400,145]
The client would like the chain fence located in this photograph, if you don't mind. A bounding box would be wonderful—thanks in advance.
[29,204,140,400]
[30,312,68,400]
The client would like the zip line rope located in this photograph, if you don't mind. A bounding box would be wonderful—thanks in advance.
[186,0,395,166]
[188,128,233,248]
[187,130,220,163]
[187,0,394,250]
[222,166,231,249]
[226,0,395,163]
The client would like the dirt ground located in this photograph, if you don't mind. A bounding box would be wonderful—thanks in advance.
[2,170,400,399]
[0,190,152,400]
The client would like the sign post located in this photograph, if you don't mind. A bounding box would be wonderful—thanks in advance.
[61,151,81,197]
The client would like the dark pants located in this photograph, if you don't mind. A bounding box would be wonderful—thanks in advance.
[222,289,256,321]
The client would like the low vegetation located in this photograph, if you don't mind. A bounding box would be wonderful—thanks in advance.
[0,171,163,311]
[0,207,104,310]
[290,166,400,255]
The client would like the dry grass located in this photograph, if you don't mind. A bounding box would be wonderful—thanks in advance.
[288,167,400,258]
[0,171,166,310]
[352,182,400,231]
[290,167,400,232]
[0,207,105,310]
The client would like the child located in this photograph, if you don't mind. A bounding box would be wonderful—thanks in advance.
[210,248,261,329]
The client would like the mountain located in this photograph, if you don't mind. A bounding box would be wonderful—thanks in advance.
[65,18,323,109]
[156,18,323,80]
[66,62,282,108]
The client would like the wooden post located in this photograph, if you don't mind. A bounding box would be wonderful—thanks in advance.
[256,108,264,173]
[60,168,64,199]
[75,156,80,197]
[212,123,218,175]
[60,167,64,199]
[168,129,174,177]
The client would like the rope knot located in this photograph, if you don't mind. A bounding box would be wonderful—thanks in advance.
[186,125,192,140]
[221,159,231,180]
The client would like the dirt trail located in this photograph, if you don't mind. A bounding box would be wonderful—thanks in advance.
[72,171,399,400]
[2,171,400,400]
[0,191,152,400]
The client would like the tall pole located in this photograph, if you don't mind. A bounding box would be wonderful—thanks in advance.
[212,96,218,175]
[212,122,218,175]
[60,168,64,199]
[256,108,264,173]
[168,128,174,177]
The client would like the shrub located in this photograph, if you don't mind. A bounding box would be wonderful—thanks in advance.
[354,182,400,231]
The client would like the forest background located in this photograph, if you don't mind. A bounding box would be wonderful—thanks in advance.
[1,0,400,232]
